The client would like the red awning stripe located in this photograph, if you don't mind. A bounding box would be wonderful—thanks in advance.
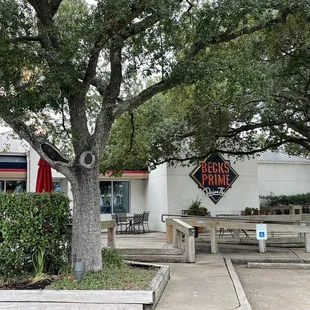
[0,168,27,172]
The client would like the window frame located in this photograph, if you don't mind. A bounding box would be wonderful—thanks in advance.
[0,179,27,193]
[99,180,130,214]
[53,179,63,193]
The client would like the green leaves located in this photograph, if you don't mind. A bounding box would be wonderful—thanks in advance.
[0,192,72,277]
[32,247,46,278]
[261,193,310,207]
[101,90,191,172]
[0,0,307,162]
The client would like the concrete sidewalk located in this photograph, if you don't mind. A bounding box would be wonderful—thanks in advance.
[156,247,310,310]
[103,232,310,309]
[156,254,240,310]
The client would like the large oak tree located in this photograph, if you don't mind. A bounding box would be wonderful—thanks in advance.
[106,10,310,168]
[0,0,304,270]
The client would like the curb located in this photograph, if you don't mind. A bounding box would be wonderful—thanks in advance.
[0,262,170,310]
[230,258,303,264]
[126,261,170,309]
[225,258,252,310]
[247,262,310,269]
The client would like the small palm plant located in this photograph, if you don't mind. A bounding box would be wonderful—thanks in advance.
[32,247,46,281]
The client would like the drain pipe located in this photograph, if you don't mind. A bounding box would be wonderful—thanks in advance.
[26,150,30,192]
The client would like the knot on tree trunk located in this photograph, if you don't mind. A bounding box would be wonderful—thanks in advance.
[79,151,96,168]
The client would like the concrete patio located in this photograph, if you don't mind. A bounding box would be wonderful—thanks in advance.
[102,231,310,310]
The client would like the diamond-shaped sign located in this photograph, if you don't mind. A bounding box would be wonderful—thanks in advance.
[190,154,239,204]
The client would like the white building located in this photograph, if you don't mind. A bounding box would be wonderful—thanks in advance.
[1,132,310,232]
[145,155,259,231]
[257,150,310,196]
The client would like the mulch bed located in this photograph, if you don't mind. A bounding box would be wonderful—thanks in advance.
[0,278,55,290]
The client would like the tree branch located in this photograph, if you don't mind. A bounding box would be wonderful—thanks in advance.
[114,78,178,117]
[287,121,310,139]
[82,39,108,91]
[120,14,161,40]
[59,97,71,139]
[49,0,63,17]
[27,0,62,18]
[128,111,135,153]
[149,139,298,167]
[27,0,61,49]
[0,111,73,177]
[83,0,164,93]
[184,10,290,62]
[106,35,124,100]
[17,36,43,43]
[90,78,107,96]
[185,0,195,13]
[115,10,290,117]
[89,35,124,151]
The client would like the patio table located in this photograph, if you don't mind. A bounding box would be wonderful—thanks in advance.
[124,215,137,234]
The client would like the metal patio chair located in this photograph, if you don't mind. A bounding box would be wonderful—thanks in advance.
[115,212,127,234]
[133,213,144,234]
[143,211,150,233]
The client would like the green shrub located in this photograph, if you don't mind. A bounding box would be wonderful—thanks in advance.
[0,192,72,277]
[187,198,209,216]
[260,193,310,207]
[243,207,260,215]
[102,247,124,268]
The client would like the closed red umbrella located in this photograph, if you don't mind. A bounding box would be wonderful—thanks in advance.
[35,158,54,192]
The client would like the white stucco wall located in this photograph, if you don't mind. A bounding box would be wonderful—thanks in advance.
[258,162,310,196]
[129,179,145,214]
[27,146,261,232]
[146,156,259,231]
[144,163,169,231]
[166,156,259,217]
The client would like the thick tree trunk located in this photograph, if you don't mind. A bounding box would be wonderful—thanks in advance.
[71,166,102,272]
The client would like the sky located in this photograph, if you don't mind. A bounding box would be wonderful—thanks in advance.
[0,124,11,133]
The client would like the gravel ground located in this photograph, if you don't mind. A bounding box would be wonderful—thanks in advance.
[234,265,310,310]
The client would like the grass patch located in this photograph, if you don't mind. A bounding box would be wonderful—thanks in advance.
[0,248,158,291]
[47,264,158,290]
[0,273,32,286]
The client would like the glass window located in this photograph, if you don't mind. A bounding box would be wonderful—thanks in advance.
[99,181,129,214]
[100,182,112,214]
[53,181,62,192]
[6,180,26,194]
[113,181,129,213]
[0,181,4,192]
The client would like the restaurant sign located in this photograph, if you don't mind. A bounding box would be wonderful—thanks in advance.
[190,154,239,204]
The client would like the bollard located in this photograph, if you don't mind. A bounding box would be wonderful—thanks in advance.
[74,260,85,281]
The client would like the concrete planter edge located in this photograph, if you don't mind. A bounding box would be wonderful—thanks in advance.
[0,262,170,310]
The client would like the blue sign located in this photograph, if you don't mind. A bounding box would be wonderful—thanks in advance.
[256,224,268,240]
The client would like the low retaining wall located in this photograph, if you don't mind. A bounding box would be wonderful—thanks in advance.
[0,262,170,310]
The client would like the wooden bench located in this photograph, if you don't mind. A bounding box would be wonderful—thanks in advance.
[167,216,310,255]
[101,220,116,247]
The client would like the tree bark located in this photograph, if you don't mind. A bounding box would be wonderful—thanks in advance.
[70,165,102,272]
